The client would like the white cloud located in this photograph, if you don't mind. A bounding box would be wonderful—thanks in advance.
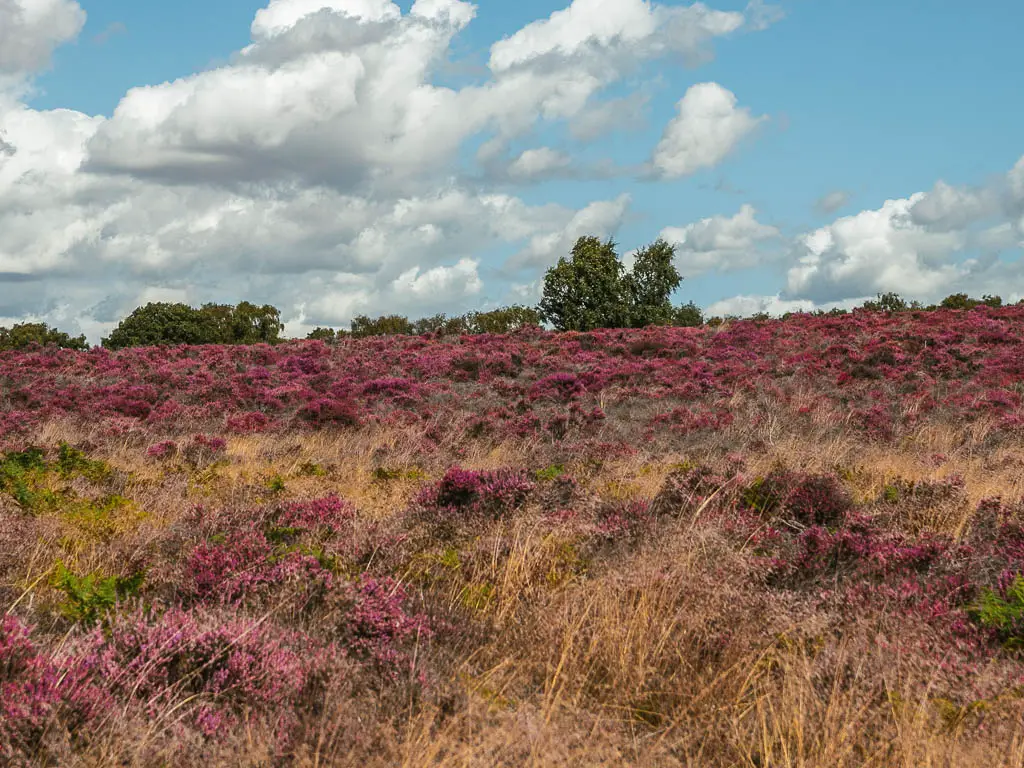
[507,194,631,270]
[784,194,969,304]
[507,147,571,179]
[0,0,786,339]
[0,0,85,78]
[713,156,1024,312]
[650,82,766,178]
[488,0,745,73]
[907,180,998,231]
[660,204,780,275]
[704,293,820,319]
[393,257,482,301]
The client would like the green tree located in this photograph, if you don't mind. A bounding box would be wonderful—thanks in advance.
[861,292,909,313]
[539,236,627,331]
[412,313,470,336]
[465,305,542,334]
[306,327,344,342]
[229,301,284,343]
[623,239,682,327]
[350,314,415,338]
[102,302,284,349]
[670,301,703,327]
[102,303,218,349]
[0,322,88,351]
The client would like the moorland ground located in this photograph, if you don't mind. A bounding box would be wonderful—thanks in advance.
[3,308,1024,766]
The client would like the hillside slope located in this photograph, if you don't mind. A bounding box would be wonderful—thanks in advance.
[2,308,1024,765]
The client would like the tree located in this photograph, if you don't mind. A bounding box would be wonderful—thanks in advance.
[102,302,285,349]
[861,292,909,313]
[466,305,542,334]
[670,301,703,327]
[306,327,346,343]
[412,314,470,336]
[0,322,88,351]
[623,239,682,327]
[539,236,627,331]
[936,293,1002,311]
[350,314,415,338]
[230,301,284,344]
[103,303,219,349]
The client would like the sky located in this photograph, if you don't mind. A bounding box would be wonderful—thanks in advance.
[1,0,1022,341]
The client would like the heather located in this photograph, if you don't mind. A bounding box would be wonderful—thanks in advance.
[3,308,1024,765]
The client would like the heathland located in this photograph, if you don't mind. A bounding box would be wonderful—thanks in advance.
[3,307,1024,765]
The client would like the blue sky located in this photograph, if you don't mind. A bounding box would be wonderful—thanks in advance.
[2,0,1023,338]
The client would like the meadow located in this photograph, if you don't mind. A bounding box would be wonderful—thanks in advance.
[3,306,1024,766]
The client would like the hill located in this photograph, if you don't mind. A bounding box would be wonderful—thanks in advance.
[2,307,1024,765]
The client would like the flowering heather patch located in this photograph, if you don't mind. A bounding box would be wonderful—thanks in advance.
[415,466,535,524]
[1,616,104,761]
[188,525,335,605]
[5,313,1024,763]
[81,607,337,737]
[339,576,431,677]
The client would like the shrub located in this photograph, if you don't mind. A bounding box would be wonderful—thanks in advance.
[415,467,535,527]
[971,574,1024,649]
[83,607,336,738]
[52,563,145,626]
[339,576,431,677]
[297,397,360,426]
[1,616,103,761]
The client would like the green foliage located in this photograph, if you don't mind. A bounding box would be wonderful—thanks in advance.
[56,442,110,482]
[740,476,786,516]
[102,301,284,349]
[353,306,542,338]
[539,236,628,331]
[52,561,144,626]
[862,292,912,313]
[465,305,542,334]
[350,314,415,338]
[306,327,345,342]
[296,461,327,477]
[412,314,470,336]
[459,581,495,612]
[267,474,287,493]
[372,466,426,482]
[535,464,567,482]
[0,322,88,351]
[882,484,901,504]
[539,235,699,331]
[671,301,704,327]
[623,238,682,328]
[935,293,1003,311]
[971,575,1024,648]
[0,447,54,512]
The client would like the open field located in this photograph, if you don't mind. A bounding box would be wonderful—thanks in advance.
[3,308,1024,766]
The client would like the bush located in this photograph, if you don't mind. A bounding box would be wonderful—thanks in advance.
[0,322,88,351]
[102,301,284,349]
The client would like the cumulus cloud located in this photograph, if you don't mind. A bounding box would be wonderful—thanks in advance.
[506,194,632,271]
[780,158,1024,306]
[650,82,766,178]
[0,0,784,340]
[507,147,571,179]
[660,204,780,276]
[488,0,745,73]
[0,0,85,78]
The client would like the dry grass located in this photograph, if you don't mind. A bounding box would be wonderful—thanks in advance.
[5,413,1024,767]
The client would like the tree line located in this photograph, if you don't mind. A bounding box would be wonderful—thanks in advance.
[0,235,1018,351]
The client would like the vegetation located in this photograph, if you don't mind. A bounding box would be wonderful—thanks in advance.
[0,322,87,351]
[2,307,1024,763]
[101,301,284,349]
